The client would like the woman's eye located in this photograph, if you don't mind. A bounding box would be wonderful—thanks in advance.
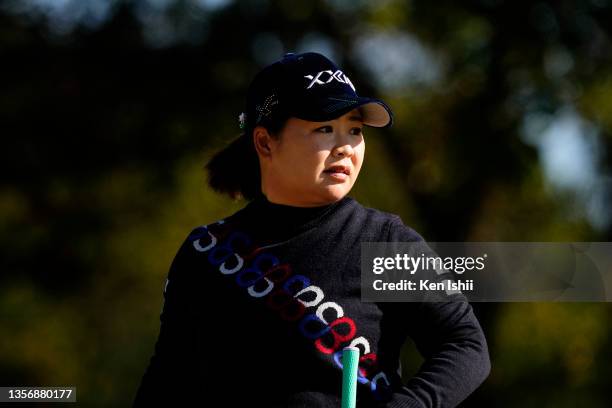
[314,126,362,135]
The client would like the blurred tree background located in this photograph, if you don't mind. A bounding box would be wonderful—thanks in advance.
[1,0,611,406]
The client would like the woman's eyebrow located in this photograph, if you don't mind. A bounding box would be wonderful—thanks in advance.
[313,115,363,126]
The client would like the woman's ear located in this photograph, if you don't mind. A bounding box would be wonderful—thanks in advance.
[253,126,274,158]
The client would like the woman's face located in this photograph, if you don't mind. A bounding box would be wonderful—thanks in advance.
[257,108,365,207]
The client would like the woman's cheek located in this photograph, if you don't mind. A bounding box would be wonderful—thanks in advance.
[354,145,365,174]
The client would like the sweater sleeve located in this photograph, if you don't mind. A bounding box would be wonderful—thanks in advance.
[132,229,201,407]
[382,216,491,408]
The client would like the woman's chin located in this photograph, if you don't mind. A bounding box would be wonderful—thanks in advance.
[318,184,352,201]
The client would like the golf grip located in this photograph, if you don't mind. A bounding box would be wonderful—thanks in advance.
[341,346,360,408]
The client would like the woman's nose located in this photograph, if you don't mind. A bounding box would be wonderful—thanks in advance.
[333,140,354,157]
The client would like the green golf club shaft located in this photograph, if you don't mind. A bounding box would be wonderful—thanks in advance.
[341,347,360,408]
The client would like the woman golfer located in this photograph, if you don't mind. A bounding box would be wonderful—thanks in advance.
[133,52,490,407]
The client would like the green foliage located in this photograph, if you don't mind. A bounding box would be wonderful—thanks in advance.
[1,0,612,406]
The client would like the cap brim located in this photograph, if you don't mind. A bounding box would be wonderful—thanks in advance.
[357,99,394,128]
[292,95,394,128]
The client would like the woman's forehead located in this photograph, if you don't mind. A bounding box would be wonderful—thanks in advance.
[291,108,364,126]
[346,108,364,121]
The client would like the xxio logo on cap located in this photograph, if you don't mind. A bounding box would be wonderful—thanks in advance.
[304,70,356,92]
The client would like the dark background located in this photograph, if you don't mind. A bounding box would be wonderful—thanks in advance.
[1,0,611,406]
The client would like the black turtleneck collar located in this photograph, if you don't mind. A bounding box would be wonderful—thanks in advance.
[235,192,352,244]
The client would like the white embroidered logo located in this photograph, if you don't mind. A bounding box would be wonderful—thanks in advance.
[304,69,356,91]
[255,94,279,123]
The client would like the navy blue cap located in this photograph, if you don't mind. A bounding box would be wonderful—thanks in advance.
[240,52,393,130]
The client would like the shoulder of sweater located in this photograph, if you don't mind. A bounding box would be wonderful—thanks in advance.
[181,198,423,242]
[346,197,398,221]
[180,214,240,246]
[347,198,425,242]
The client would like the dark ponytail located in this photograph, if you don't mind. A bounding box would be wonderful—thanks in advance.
[205,116,288,201]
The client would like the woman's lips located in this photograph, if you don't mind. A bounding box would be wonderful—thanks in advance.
[326,172,348,181]
[323,164,350,181]
[324,165,350,174]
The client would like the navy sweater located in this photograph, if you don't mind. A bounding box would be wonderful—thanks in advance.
[133,194,490,407]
